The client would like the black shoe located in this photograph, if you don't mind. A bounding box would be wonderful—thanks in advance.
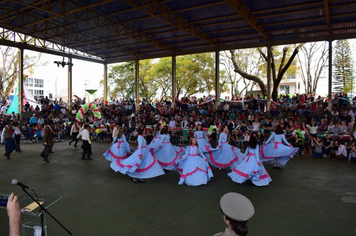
[50,151,54,153]
[130,177,137,183]
[44,158,50,163]
[69,142,71,146]
[40,153,44,158]
[74,145,78,147]
[5,153,10,160]
[138,179,146,183]
[82,157,86,160]
[87,157,93,160]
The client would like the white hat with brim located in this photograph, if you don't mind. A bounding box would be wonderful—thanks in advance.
[220,192,255,222]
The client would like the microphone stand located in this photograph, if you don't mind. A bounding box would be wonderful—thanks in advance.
[21,188,72,235]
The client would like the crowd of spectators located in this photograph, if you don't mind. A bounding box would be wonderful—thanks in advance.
[1,92,356,162]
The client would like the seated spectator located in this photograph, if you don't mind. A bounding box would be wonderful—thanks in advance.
[24,124,34,143]
[340,121,348,134]
[330,123,342,139]
[322,133,333,158]
[331,140,347,161]
[169,117,176,129]
[348,146,356,162]
[311,136,323,158]
[171,126,183,145]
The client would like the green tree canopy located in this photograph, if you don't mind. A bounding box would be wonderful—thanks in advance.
[333,39,354,93]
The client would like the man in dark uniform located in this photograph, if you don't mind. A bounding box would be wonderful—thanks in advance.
[69,120,80,147]
[77,124,92,160]
[3,120,17,160]
[13,123,22,153]
[41,120,54,163]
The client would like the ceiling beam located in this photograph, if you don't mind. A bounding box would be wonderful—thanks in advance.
[224,0,269,39]
[121,0,217,46]
[323,0,332,34]
[8,0,172,53]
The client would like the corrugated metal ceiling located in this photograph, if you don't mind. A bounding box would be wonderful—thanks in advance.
[0,0,354,63]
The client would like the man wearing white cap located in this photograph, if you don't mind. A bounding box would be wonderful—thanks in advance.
[215,192,255,236]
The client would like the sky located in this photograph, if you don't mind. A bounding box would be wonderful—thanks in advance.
[22,38,356,100]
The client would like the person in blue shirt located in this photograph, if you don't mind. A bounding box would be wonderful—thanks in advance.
[29,114,38,126]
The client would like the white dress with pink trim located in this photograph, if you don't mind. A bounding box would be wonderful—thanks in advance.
[103,135,132,162]
[228,145,272,186]
[110,135,165,179]
[149,131,161,153]
[261,133,298,167]
[194,130,211,148]
[203,132,243,169]
[152,134,184,170]
[177,145,213,186]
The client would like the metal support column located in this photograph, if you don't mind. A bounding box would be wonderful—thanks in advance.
[135,58,140,112]
[328,37,333,112]
[68,57,72,113]
[266,41,272,115]
[215,48,220,110]
[104,61,108,104]
[19,47,24,115]
[172,53,176,110]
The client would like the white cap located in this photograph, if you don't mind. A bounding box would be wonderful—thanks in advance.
[220,192,254,222]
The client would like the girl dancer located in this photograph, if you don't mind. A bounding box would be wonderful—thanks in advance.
[152,126,184,170]
[204,125,243,170]
[110,126,165,183]
[149,123,161,154]
[103,127,131,162]
[177,137,213,186]
[194,124,211,148]
[228,134,271,186]
[261,125,298,169]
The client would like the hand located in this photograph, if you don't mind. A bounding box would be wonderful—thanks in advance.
[264,143,267,146]
[158,145,161,149]
[7,193,21,233]
[44,142,47,146]
[139,154,142,159]
[179,157,182,160]
[218,145,222,149]
[258,162,262,166]
[289,144,293,147]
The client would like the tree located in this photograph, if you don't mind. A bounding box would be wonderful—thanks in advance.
[152,57,172,98]
[333,39,354,93]
[106,61,136,99]
[220,51,241,96]
[297,42,328,94]
[0,46,43,97]
[139,59,157,101]
[229,44,304,100]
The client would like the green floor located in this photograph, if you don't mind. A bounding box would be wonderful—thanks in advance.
[1,140,355,236]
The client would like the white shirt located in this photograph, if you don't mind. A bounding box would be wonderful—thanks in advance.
[336,145,347,157]
[77,129,91,144]
[112,127,119,140]
[181,120,188,129]
[169,121,176,128]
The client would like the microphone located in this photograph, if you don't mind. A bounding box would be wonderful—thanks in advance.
[11,179,33,190]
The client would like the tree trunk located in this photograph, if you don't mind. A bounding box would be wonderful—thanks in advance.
[229,50,267,97]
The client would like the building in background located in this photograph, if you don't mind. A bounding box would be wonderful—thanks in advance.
[24,77,55,99]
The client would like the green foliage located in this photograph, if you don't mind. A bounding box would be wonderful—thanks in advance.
[333,39,354,93]
[106,53,228,100]
[107,61,135,99]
